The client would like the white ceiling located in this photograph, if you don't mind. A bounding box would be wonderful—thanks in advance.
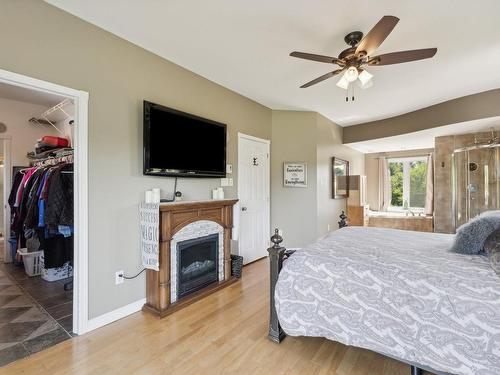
[347,117,500,153]
[46,0,500,126]
[0,82,65,107]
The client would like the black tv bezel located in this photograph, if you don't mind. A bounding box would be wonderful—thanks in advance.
[143,101,227,178]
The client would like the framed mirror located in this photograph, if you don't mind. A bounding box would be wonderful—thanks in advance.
[332,157,349,199]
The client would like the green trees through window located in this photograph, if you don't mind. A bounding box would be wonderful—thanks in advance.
[389,158,427,209]
[390,162,403,206]
[409,161,427,208]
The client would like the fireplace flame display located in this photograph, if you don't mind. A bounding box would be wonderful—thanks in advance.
[177,233,219,299]
[181,260,216,281]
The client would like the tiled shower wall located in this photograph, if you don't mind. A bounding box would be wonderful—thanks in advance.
[434,130,499,233]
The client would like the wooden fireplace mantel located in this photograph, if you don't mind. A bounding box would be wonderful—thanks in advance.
[143,199,239,317]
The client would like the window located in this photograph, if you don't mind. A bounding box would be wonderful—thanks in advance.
[388,157,427,211]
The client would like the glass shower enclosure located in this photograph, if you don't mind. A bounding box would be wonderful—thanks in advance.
[452,141,499,229]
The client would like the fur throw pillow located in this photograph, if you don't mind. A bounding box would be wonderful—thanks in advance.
[451,211,500,255]
[484,228,500,277]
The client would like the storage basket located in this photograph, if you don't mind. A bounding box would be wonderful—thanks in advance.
[17,248,43,277]
[40,254,73,282]
[231,254,244,278]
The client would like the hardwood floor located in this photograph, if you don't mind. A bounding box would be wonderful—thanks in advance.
[0,258,430,375]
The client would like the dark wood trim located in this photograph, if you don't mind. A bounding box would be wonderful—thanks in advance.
[159,199,238,212]
[144,199,238,317]
[332,157,350,199]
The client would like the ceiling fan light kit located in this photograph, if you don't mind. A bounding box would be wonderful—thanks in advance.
[336,76,349,90]
[345,66,359,82]
[290,15,437,101]
[358,70,373,86]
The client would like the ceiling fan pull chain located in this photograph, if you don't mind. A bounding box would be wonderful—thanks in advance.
[345,87,348,102]
[352,85,355,102]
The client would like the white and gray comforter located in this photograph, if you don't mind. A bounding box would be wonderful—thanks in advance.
[275,227,500,375]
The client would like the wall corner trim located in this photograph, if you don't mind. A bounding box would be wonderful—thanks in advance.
[84,298,146,334]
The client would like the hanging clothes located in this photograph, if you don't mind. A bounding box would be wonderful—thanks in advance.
[9,158,74,269]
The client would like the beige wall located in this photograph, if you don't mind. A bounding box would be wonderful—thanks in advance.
[0,1,366,319]
[271,111,318,247]
[365,149,434,211]
[316,114,364,238]
[271,111,364,247]
[0,0,272,318]
[344,89,500,144]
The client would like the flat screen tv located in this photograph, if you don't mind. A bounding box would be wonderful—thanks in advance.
[143,101,227,178]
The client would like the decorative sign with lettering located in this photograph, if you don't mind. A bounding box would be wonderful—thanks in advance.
[139,202,160,271]
[283,162,307,188]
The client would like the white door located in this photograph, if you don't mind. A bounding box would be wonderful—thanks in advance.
[238,133,270,264]
[2,139,10,262]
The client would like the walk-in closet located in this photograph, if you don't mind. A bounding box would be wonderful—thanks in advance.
[0,83,77,366]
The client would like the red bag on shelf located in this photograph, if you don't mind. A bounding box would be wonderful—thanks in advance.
[41,136,69,148]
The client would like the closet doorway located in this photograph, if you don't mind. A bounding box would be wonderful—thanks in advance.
[0,69,88,366]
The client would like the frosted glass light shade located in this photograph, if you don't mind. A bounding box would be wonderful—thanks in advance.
[345,66,359,82]
[358,69,373,85]
[336,76,349,90]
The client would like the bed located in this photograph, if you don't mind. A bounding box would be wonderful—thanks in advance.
[267,226,500,375]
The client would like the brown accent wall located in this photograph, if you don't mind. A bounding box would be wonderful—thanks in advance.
[344,89,500,144]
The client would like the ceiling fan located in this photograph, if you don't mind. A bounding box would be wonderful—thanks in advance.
[290,16,437,96]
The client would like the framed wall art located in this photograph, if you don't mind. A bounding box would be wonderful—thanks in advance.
[283,162,307,188]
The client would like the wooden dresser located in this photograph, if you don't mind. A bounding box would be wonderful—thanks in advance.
[346,175,368,226]
[143,199,238,317]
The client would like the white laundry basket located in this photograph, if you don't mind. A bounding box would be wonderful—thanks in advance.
[17,248,43,277]
[40,254,73,282]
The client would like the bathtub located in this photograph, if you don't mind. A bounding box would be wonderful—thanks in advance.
[367,210,434,232]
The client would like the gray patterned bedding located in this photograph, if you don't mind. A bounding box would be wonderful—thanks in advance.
[275,226,500,375]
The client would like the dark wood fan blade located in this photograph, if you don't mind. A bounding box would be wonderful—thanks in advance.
[355,16,399,57]
[300,69,344,88]
[368,48,437,65]
[290,51,343,65]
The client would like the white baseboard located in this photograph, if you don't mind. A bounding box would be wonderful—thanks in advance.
[84,298,146,333]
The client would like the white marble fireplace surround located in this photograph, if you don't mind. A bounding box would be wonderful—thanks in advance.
[170,220,224,303]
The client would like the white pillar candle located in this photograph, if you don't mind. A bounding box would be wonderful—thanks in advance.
[217,187,224,200]
[152,188,161,203]
[145,190,153,203]
[212,188,219,200]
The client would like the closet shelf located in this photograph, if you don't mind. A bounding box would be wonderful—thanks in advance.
[28,98,74,135]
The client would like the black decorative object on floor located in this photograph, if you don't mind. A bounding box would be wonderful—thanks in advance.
[338,211,348,229]
[231,255,243,278]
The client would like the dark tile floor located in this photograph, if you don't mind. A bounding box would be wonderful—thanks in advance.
[1,262,73,330]
[0,263,73,367]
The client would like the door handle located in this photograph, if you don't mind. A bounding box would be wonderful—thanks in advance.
[241,207,247,211]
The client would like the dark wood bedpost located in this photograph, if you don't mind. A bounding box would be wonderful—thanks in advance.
[268,228,286,343]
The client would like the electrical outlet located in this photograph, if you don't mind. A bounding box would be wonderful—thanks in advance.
[228,178,233,187]
[115,270,124,285]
